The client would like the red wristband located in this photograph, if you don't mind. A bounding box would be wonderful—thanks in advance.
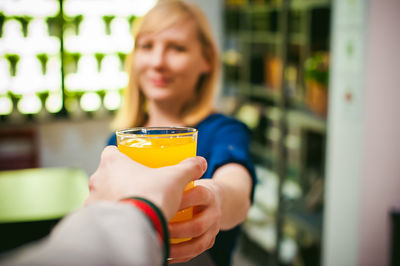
[120,198,163,243]
[120,197,169,265]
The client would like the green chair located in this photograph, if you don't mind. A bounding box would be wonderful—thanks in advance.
[0,167,89,253]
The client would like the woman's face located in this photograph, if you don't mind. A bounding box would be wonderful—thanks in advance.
[133,19,210,107]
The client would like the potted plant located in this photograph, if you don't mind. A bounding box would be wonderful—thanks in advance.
[304,52,329,116]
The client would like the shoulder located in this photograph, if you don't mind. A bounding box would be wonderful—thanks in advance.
[197,113,249,133]
[196,113,251,143]
[107,133,117,146]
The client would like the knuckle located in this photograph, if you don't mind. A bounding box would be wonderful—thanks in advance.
[199,186,212,202]
[208,237,215,249]
[103,146,117,158]
[88,178,95,191]
[101,147,120,168]
[197,240,208,252]
[182,257,192,263]
[213,206,222,220]
[192,221,205,236]
[213,225,220,237]
[184,158,202,176]
[100,148,112,164]
[103,145,116,156]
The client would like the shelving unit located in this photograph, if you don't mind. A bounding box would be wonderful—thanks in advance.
[222,0,331,265]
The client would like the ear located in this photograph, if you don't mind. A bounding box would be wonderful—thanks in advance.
[200,57,211,74]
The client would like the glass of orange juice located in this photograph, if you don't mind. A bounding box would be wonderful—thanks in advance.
[116,127,198,244]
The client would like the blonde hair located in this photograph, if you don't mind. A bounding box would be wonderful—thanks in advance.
[111,0,220,130]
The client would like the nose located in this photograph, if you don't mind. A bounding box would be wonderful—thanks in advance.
[149,45,166,69]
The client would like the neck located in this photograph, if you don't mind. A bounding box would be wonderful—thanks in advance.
[145,101,185,127]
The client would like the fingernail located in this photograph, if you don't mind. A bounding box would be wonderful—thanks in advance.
[201,157,207,172]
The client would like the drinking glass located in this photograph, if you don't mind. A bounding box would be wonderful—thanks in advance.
[116,127,198,243]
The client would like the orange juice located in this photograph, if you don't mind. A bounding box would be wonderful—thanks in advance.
[116,127,198,244]
[118,137,197,168]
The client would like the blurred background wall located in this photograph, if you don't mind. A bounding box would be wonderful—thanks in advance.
[323,0,400,266]
[356,0,400,265]
[1,0,399,265]
[38,118,111,176]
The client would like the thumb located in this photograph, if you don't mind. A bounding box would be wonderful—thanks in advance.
[170,156,207,184]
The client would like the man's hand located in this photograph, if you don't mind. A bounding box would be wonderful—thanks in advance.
[86,146,207,220]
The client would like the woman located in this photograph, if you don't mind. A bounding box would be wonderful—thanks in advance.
[107,1,256,265]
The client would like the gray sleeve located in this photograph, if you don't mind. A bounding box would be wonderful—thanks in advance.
[0,201,163,266]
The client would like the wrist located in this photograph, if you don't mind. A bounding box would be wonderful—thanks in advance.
[120,197,169,264]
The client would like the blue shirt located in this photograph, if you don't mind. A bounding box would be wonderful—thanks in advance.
[107,113,257,266]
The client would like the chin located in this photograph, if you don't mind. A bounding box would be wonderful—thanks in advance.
[142,86,171,98]
[147,92,178,103]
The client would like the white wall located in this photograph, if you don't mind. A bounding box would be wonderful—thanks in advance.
[323,0,400,265]
[358,0,400,265]
[188,0,223,50]
[187,0,224,107]
[38,118,112,176]
[323,0,367,264]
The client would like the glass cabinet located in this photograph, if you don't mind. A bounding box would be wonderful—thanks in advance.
[221,0,331,265]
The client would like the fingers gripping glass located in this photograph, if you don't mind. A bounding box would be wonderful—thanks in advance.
[116,127,198,244]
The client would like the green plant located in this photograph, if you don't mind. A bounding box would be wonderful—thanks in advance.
[36,53,49,75]
[304,52,329,87]
[5,54,20,76]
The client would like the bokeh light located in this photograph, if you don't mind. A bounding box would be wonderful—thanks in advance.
[17,95,42,114]
[0,96,13,115]
[104,91,121,111]
[80,92,101,112]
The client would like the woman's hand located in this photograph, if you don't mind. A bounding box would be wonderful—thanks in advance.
[168,179,222,263]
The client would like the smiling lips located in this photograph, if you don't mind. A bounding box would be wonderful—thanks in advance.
[149,76,172,87]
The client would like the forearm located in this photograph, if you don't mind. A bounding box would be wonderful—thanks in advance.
[208,163,253,230]
[1,202,164,266]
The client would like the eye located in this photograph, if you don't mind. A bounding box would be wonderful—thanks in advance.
[137,42,153,50]
[169,44,186,52]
